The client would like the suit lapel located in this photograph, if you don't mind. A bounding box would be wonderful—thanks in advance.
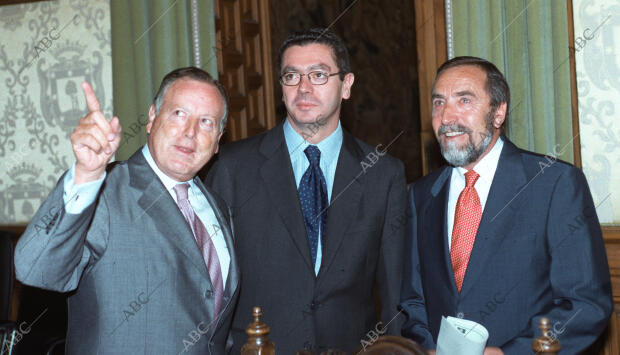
[423,168,458,295]
[193,177,239,297]
[128,152,209,281]
[459,139,528,297]
[317,131,363,279]
[259,124,314,271]
[194,177,239,330]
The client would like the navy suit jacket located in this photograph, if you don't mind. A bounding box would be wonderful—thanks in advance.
[207,123,407,354]
[400,138,612,354]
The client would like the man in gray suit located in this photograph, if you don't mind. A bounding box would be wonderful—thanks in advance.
[15,67,239,354]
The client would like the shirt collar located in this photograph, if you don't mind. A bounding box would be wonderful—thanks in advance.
[141,144,195,192]
[454,136,504,183]
[283,118,343,166]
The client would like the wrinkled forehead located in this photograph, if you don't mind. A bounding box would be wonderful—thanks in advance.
[163,79,225,116]
[432,65,488,95]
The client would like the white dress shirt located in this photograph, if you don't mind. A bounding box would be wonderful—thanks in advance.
[62,145,230,285]
[447,137,504,249]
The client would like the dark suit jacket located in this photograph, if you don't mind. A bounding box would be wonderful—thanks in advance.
[400,138,613,354]
[206,123,407,353]
[15,151,240,354]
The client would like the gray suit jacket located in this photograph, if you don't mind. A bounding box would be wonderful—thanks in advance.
[207,123,407,354]
[15,151,240,354]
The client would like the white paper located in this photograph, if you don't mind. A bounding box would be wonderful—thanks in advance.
[436,316,489,355]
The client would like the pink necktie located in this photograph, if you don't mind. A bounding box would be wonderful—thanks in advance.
[450,170,482,293]
[173,183,224,317]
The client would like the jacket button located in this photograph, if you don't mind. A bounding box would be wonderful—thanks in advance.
[457,312,464,318]
[206,290,213,298]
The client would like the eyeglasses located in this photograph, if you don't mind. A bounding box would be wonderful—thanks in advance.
[280,71,342,86]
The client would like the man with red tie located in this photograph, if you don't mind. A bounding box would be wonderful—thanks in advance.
[400,56,612,354]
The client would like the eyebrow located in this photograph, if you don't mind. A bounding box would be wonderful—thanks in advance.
[169,106,218,117]
[308,63,331,71]
[281,63,331,73]
[455,90,476,97]
[431,90,477,100]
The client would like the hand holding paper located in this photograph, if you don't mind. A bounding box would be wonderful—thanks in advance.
[436,316,489,355]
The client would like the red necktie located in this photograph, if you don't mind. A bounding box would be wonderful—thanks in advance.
[173,183,224,317]
[450,170,482,293]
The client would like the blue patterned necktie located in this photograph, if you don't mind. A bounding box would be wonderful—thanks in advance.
[298,145,329,267]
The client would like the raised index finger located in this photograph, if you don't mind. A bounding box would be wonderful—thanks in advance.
[81,81,101,112]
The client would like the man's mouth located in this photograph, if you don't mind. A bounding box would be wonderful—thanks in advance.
[438,124,471,139]
[296,102,317,110]
[174,145,195,154]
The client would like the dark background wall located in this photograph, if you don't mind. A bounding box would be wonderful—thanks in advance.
[269,0,422,182]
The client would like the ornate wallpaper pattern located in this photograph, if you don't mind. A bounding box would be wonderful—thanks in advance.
[573,0,619,224]
[0,0,112,225]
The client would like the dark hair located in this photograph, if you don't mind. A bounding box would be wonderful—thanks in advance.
[153,67,228,131]
[435,56,510,118]
[277,28,351,80]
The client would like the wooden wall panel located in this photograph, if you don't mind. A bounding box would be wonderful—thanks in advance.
[600,311,620,355]
[413,0,446,175]
[214,0,276,142]
[601,228,620,355]
[604,227,620,304]
[566,0,582,168]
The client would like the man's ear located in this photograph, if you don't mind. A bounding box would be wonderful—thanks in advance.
[215,130,224,154]
[341,73,355,100]
[146,105,156,134]
[493,102,507,129]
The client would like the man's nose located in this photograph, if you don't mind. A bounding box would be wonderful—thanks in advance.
[183,119,199,138]
[440,102,458,125]
[297,74,313,93]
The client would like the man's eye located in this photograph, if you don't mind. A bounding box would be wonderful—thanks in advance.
[313,72,327,78]
[460,98,470,104]
[201,118,213,125]
[432,100,444,107]
[283,73,297,80]
[174,110,186,117]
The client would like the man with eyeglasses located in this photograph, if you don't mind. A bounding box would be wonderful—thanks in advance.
[207,28,407,353]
